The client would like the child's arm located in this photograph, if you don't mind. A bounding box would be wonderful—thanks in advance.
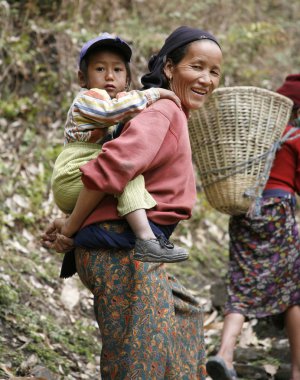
[73,88,181,128]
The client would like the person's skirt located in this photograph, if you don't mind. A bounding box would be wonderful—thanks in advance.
[225,196,300,319]
[75,221,206,380]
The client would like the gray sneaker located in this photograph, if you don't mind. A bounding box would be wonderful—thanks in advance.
[133,235,189,263]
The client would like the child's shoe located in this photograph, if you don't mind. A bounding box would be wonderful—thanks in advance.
[133,235,188,263]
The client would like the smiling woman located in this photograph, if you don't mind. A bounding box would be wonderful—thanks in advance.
[43,26,223,379]
[163,39,222,110]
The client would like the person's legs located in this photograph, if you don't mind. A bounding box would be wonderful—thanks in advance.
[168,273,207,378]
[206,312,244,380]
[76,245,174,379]
[126,209,188,263]
[285,305,300,380]
[75,240,206,379]
[216,313,245,368]
[125,208,156,240]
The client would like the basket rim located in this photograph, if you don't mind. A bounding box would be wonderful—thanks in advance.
[209,86,293,106]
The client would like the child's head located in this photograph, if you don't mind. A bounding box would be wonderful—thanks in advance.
[78,33,132,97]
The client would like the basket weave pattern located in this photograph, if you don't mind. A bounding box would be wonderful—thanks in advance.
[188,86,293,215]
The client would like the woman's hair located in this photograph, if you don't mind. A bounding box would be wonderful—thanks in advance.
[155,43,192,89]
[79,46,132,88]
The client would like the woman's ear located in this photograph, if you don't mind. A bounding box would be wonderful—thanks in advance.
[163,59,174,81]
[78,70,87,88]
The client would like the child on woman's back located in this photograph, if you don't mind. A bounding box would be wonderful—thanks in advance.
[52,32,188,264]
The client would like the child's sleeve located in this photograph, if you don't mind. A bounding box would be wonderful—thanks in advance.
[73,88,160,128]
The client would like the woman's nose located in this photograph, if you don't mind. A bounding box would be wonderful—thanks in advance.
[198,71,211,85]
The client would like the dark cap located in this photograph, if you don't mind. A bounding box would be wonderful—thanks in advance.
[79,32,132,66]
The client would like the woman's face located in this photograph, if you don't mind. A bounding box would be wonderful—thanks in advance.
[164,40,222,111]
[79,50,128,98]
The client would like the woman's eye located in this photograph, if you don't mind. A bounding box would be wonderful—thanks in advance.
[192,65,202,70]
[114,67,124,72]
[96,67,105,72]
[211,70,220,76]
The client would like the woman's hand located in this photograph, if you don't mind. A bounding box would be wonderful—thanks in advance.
[41,217,75,252]
[52,233,75,253]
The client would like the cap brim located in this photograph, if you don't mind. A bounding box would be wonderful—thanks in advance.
[85,39,132,62]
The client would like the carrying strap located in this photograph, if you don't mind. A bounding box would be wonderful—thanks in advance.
[246,126,300,217]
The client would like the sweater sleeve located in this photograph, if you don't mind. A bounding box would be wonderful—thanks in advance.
[80,107,174,194]
[266,126,300,195]
[73,88,160,128]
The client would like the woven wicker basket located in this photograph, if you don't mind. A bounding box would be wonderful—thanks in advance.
[188,86,293,215]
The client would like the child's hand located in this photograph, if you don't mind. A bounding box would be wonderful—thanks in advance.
[157,89,182,109]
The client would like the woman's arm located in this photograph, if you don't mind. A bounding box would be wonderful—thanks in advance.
[61,105,176,236]
[61,187,105,237]
[80,104,176,194]
[41,186,105,250]
[42,102,181,251]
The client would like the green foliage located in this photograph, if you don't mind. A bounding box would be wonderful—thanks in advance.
[0,283,19,307]
[0,258,99,376]
[0,96,33,119]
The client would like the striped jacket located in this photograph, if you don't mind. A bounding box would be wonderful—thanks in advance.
[64,88,160,144]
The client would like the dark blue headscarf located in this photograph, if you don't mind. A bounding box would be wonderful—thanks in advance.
[141,26,221,89]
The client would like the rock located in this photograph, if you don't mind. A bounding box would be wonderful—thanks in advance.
[31,365,58,380]
[274,364,291,380]
[210,280,227,308]
[60,277,80,310]
[235,363,269,379]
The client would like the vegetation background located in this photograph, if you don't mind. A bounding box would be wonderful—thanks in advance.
[0,0,299,379]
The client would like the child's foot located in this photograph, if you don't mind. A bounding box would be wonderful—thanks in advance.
[133,235,188,263]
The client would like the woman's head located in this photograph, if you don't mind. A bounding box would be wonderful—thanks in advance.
[141,26,222,111]
[276,74,300,122]
[78,33,132,97]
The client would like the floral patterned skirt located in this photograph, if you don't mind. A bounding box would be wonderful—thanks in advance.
[225,197,300,319]
[75,221,206,380]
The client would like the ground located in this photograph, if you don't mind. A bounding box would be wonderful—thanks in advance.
[0,194,295,379]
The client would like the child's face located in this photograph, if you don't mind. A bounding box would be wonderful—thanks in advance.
[84,50,128,97]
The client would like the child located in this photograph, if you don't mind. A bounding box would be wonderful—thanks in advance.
[51,32,188,263]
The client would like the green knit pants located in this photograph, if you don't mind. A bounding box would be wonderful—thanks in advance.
[51,142,156,215]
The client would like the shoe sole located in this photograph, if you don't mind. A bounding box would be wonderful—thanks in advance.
[206,359,237,380]
[133,252,189,263]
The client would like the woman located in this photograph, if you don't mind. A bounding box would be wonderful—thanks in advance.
[43,25,223,379]
[206,74,300,380]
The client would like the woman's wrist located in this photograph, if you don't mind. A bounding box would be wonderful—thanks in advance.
[62,216,80,237]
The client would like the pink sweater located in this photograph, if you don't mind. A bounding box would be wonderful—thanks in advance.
[80,99,197,227]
